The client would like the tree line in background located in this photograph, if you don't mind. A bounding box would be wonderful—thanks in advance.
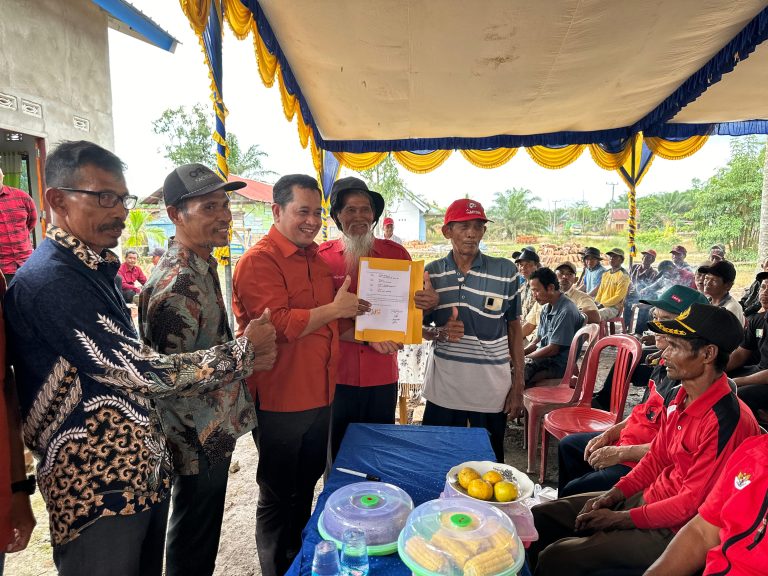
[484,135,767,260]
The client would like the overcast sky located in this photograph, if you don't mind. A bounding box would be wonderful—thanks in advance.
[110,2,739,210]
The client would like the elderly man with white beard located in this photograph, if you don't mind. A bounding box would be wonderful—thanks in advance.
[318,177,443,459]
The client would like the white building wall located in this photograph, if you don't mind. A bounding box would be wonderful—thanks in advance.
[0,0,115,150]
[387,197,422,241]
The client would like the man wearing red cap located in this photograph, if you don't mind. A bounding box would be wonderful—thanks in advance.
[421,199,525,461]
[381,216,402,245]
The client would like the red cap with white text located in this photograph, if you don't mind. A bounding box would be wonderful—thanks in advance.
[443,199,492,225]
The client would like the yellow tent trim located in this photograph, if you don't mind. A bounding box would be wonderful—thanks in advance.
[460,148,518,169]
[645,135,709,160]
[587,143,633,170]
[393,150,452,174]
[526,145,586,169]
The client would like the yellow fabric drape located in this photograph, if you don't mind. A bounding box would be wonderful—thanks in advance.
[587,142,633,170]
[332,152,388,171]
[252,24,278,87]
[460,148,518,169]
[645,135,709,160]
[180,0,210,34]
[393,150,452,174]
[526,145,586,169]
[222,0,252,39]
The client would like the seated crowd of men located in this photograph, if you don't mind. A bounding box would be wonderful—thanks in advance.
[0,139,766,575]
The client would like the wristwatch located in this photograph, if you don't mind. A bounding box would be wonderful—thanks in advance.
[11,475,35,495]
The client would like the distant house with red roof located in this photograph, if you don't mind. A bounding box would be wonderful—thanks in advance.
[606,208,632,233]
[141,174,274,259]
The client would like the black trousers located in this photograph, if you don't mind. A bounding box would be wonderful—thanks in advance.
[738,382,768,426]
[253,406,331,576]
[422,401,507,462]
[592,348,656,410]
[330,382,398,460]
[165,453,231,576]
[557,432,632,497]
[53,499,170,576]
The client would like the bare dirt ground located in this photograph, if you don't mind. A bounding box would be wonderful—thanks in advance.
[8,350,640,576]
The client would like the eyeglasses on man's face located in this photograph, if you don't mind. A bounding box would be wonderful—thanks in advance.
[58,187,138,210]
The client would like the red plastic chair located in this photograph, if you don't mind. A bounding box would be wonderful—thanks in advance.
[599,314,625,338]
[522,323,600,473]
[539,334,643,483]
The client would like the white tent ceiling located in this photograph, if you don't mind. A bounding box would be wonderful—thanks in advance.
[257,0,768,144]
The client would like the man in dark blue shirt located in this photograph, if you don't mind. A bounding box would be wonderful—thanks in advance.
[4,141,273,576]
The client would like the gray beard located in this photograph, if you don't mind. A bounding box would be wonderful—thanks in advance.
[342,231,375,275]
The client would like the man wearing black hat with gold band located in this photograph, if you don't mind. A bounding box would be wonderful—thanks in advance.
[529,303,759,576]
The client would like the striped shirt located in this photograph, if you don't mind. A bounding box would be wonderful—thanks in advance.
[423,251,521,412]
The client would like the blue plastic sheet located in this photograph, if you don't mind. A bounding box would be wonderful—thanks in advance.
[285,423,532,576]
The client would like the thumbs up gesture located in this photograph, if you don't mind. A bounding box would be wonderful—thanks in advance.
[442,306,464,342]
[414,270,439,311]
[333,275,371,319]
[243,308,278,371]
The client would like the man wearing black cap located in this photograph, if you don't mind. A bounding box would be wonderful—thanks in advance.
[698,259,744,325]
[140,164,278,576]
[595,248,630,321]
[577,247,604,297]
[530,304,759,576]
[318,176,439,459]
[4,141,268,575]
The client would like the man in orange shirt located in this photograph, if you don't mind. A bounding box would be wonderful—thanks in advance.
[232,174,366,576]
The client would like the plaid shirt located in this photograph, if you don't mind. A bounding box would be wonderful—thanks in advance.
[0,185,37,274]
[139,240,257,475]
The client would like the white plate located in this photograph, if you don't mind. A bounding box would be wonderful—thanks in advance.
[446,461,535,503]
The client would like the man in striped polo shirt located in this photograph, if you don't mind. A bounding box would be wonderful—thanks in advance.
[421,199,525,462]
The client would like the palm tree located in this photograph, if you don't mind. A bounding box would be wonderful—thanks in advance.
[489,188,547,240]
[123,209,167,250]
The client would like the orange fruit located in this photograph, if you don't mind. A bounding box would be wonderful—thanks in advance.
[457,467,481,489]
[482,470,504,485]
[493,481,519,502]
[467,478,494,501]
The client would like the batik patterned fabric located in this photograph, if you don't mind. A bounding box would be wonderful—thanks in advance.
[4,227,254,546]
[139,240,256,475]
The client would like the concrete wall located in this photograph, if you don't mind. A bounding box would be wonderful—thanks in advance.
[387,196,425,241]
[0,0,114,150]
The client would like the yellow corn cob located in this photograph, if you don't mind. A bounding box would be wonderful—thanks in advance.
[430,529,472,568]
[405,535,444,572]
[463,547,514,576]
[486,520,517,551]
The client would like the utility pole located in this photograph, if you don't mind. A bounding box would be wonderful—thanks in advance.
[606,181,618,206]
[552,200,560,233]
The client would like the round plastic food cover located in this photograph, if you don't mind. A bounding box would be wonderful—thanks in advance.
[319,481,414,555]
[398,498,524,576]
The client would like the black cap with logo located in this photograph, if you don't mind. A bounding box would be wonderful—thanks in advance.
[163,163,245,207]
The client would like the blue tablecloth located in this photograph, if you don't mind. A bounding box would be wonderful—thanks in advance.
[286,423,532,576]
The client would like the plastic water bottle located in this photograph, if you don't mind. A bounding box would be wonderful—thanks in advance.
[340,528,369,576]
[312,540,341,576]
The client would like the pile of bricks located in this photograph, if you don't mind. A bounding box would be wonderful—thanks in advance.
[538,243,586,269]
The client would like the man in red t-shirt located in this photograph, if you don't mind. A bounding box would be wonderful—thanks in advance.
[318,177,440,458]
[529,304,759,576]
[117,248,147,302]
[646,434,768,575]
[0,168,38,285]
